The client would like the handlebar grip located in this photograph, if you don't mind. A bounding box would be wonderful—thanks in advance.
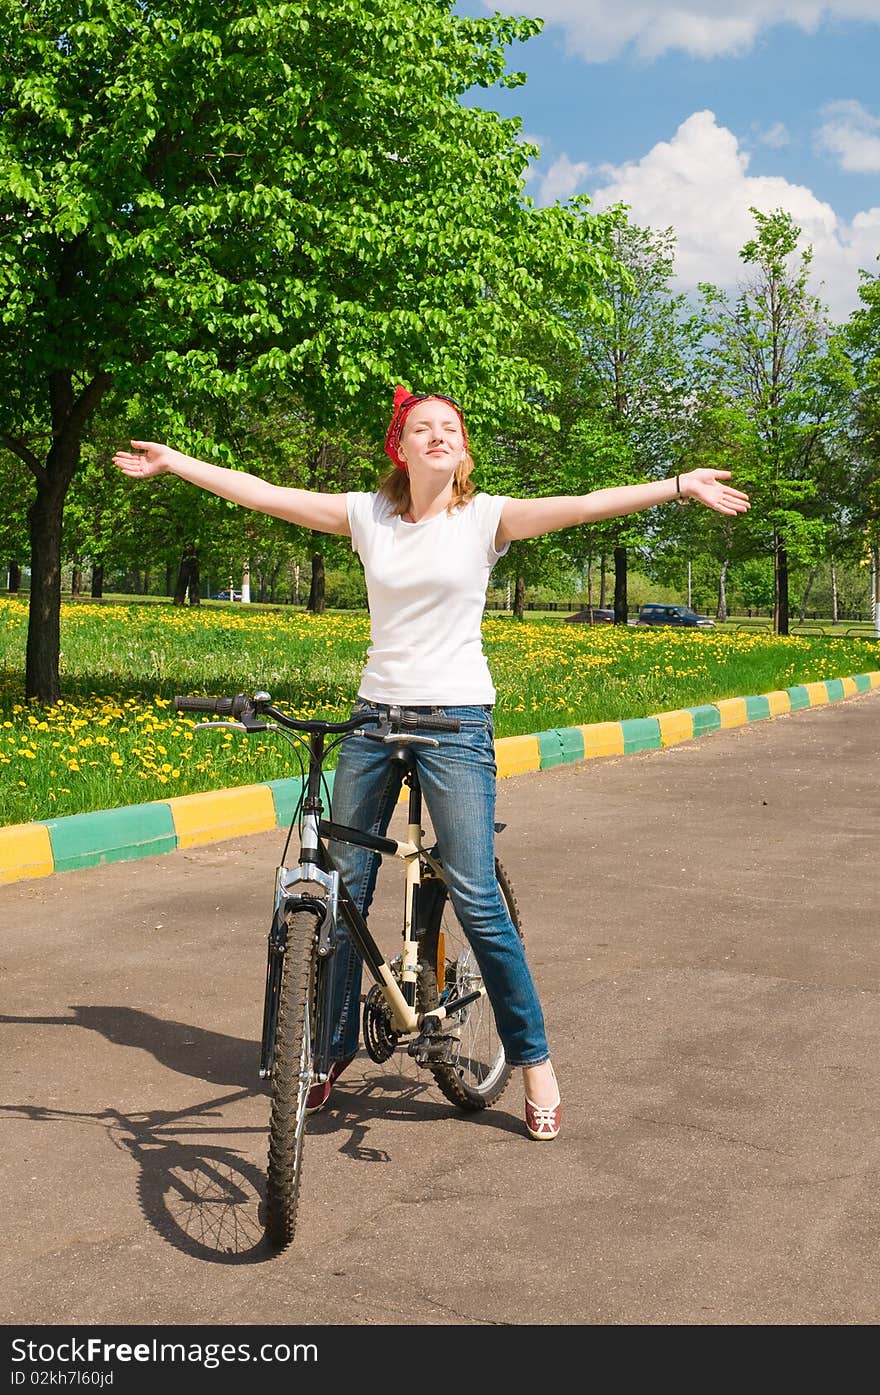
[173,695,239,717]
[402,713,461,733]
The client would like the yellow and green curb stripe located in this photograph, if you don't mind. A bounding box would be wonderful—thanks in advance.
[2,671,878,886]
[492,671,879,770]
[0,822,55,885]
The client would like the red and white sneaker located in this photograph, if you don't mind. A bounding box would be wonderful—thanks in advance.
[525,1093,561,1140]
[305,1054,356,1114]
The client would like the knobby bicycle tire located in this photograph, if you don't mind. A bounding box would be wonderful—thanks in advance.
[264,909,319,1250]
[417,857,520,1111]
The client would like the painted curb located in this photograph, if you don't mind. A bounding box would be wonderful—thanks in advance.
[3,670,878,886]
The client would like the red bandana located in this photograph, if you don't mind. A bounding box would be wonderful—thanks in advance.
[383,385,468,469]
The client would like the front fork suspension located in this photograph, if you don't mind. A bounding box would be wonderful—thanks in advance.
[259,894,332,1079]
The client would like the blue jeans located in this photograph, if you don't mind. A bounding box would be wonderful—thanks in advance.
[325,701,550,1068]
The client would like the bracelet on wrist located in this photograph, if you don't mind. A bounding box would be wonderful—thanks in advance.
[674,473,688,506]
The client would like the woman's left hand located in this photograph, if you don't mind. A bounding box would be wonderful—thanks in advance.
[682,469,750,515]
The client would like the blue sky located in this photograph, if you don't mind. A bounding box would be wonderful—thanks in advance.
[456,1,880,320]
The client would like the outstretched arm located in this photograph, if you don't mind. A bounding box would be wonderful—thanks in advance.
[112,441,351,536]
[496,469,750,547]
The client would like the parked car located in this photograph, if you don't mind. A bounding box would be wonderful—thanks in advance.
[210,589,243,601]
[564,606,615,624]
[637,603,714,628]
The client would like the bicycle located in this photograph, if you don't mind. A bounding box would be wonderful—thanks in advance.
[173,690,525,1251]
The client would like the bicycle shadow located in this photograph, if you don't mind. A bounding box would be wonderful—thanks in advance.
[307,1063,525,1161]
[1,1007,279,1263]
[2,1094,277,1265]
[0,1005,265,1091]
[1,1014,523,1260]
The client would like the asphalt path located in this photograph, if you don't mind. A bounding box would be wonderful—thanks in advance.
[2,689,878,1334]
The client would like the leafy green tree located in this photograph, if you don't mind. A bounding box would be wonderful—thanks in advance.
[480,209,694,621]
[0,0,612,699]
[842,270,880,627]
[698,208,847,635]
[479,227,621,619]
[647,399,758,619]
[735,557,774,614]
[566,211,701,621]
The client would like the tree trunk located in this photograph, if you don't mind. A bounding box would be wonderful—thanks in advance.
[91,562,104,599]
[798,565,818,624]
[26,480,67,702]
[173,552,200,606]
[305,442,330,614]
[513,574,525,621]
[830,556,839,624]
[27,383,104,696]
[599,554,607,608]
[773,532,789,636]
[307,551,326,613]
[268,561,281,604]
[613,545,627,624]
[21,368,110,700]
[8,561,21,592]
[173,559,187,605]
[716,559,729,622]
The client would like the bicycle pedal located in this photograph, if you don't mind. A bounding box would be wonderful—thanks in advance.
[407,1029,460,1066]
[409,1039,457,1066]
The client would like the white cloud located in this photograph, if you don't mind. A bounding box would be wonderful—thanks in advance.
[754,121,792,148]
[533,110,880,319]
[816,99,880,172]
[480,1,880,62]
[534,152,593,202]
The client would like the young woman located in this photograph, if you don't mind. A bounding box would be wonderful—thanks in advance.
[113,386,749,1140]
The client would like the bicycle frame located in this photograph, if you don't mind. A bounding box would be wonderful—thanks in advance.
[258,728,485,1082]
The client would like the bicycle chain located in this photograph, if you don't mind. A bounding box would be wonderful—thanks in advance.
[362,984,401,1063]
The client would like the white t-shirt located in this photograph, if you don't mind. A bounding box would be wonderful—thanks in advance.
[346,490,510,704]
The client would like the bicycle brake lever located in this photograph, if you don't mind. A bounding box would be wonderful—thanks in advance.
[193,719,270,732]
[193,720,249,731]
[382,733,439,747]
[354,727,439,748]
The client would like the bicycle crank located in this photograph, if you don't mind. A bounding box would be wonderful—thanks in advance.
[362,985,401,1062]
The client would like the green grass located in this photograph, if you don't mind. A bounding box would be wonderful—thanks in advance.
[1,595,877,826]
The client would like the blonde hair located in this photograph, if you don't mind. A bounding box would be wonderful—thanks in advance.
[378,452,476,516]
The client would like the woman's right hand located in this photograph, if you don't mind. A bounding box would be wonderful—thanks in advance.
[112,440,177,479]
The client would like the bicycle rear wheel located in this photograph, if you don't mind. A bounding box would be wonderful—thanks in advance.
[264,909,318,1250]
[416,858,520,1111]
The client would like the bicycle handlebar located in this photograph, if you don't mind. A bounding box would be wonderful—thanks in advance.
[397,711,460,733]
[174,694,243,718]
[172,693,461,735]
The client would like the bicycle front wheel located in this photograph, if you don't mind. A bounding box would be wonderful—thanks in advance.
[417,858,520,1111]
[264,909,319,1250]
